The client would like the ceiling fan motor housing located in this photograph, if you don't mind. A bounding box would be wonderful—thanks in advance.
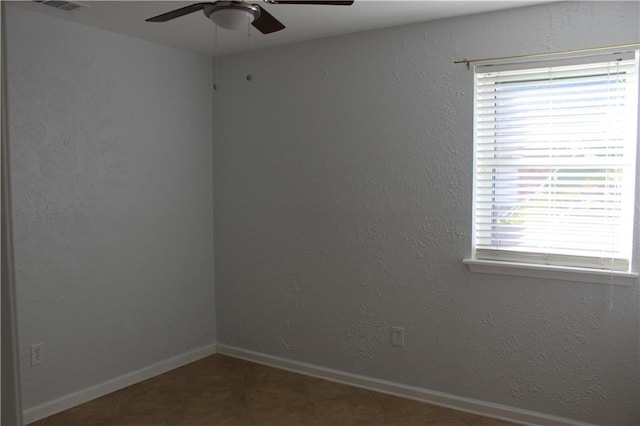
[204,2,261,29]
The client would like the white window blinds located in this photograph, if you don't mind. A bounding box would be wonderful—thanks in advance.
[473,50,639,271]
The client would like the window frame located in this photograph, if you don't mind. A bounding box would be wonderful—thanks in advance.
[464,49,640,286]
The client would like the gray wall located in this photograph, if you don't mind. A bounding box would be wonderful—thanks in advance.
[7,6,215,409]
[2,2,23,425]
[213,2,640,425]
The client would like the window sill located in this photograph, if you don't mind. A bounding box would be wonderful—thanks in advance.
[462,258,639,286]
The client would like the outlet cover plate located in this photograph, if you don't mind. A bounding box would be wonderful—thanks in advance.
[391,326,405,347]
[30,342,44,366]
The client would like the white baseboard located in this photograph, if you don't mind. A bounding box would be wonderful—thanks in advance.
[23,343,217,424]
[217,344,595,426]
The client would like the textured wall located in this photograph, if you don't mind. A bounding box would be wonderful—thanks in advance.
[7,6,215,409]
[213,2,640,425]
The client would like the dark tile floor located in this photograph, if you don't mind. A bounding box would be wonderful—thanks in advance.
[27,354,520,426]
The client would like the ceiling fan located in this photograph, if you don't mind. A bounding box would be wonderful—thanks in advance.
[146,1,355,34]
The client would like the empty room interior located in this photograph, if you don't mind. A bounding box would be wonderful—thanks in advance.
[1,1,639,426]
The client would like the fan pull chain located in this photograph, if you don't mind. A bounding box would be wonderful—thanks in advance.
[246,15,253,81]
[213,24,218,90]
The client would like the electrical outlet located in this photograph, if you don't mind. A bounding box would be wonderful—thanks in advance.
[30,343,44,366]
[391,326,405,347]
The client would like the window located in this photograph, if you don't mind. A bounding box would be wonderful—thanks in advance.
[468,50,639,279]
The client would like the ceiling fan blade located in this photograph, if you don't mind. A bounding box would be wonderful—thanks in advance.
[264,1,354,4]
[146,3,207,22]
[252,5,286,34]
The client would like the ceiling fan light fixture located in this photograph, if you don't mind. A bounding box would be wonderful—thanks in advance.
[204,3,260,30]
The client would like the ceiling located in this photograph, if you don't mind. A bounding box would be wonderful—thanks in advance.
[12,0,553,56]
